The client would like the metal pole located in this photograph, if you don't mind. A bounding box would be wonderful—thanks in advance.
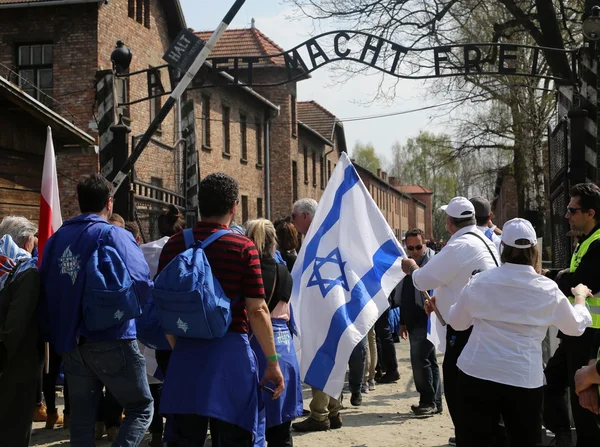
[109,0,246,190]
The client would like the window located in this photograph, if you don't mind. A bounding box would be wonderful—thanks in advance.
[241,195,248,223]
[312,151,317,187]
[320,155,325,189]
[240,114,248,161]
[291,94,297,137]
[17,43,53,106]
[292,161,298,202]
[149,68,161,130]
[257,198,263,218]
[256,119,263,165]
[130,0,150,28]
[201,95,210,148]
[222,105,231,155]
[303,146,308,184]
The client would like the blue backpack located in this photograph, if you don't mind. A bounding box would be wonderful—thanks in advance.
[83,225,142,332]
[136,292,171,351]
[153,228,232,339]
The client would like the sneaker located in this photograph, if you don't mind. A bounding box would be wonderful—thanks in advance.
[435,406,443,415]
[412,404,436,416]
[350,391,362,406]
[368,379,376,391]
[107,426,119,442]
[95,421,106,440]
[375,371,400,384]
[448,437,456,446]
[329,413,343,429]
[292,417,330,432]
[361,383,369,394]
[33,403,47,422]
[45,412,64,429]
[342,384,351,393]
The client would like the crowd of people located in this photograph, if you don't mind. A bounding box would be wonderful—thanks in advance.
[0,172,599,447]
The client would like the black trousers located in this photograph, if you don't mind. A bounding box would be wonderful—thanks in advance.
[0,378,37,447]
[174,414,253,447]
[374,309,398,374]
[457,371,542,447]
[543,337,600,446]
[266,420,293,447]
[443,325,472,431]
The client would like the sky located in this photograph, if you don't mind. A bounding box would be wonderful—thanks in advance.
[179,0,446,163]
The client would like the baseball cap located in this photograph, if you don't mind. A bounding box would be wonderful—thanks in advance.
[470,196,491,218]
[501,218,537,248]
[440,197,475,219]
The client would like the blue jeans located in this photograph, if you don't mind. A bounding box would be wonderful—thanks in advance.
[348,336,367,393]
[63,339,153,447]
[408,326,442,408]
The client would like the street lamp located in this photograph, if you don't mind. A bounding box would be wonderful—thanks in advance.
[583,6,600,41]
[111,40,132,74]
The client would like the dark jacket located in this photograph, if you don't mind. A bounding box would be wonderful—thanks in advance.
[260,257,293,313]
[0,269,44,384]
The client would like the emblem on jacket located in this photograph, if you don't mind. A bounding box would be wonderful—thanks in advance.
[177,318,189,333]
[59,245,81,285]
[114,310,124,321]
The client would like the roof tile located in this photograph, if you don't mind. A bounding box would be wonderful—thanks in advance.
[195,28,285,66]
[297,100,339,143]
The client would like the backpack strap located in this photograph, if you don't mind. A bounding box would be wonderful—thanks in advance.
[200,229,230,250]
[183,228,195,249]
[466,231,499,267]
[98,224,112,246]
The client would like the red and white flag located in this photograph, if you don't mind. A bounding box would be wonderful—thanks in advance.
[38,126,62,264]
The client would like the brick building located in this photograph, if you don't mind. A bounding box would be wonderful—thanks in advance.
[0,75,94,222]
[394,184,433,240]
[0,1,431,239]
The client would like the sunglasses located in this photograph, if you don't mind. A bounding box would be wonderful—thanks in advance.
[291,212,306,219]
[406,244,423,251]
[566,207,582,215]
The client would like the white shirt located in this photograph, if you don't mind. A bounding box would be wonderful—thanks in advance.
[477,225,502,254]
[448,263,592,388]
[140,236,170,279]
[412,225,500,320]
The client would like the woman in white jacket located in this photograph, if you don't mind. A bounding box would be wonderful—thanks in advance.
[446,218,593,447]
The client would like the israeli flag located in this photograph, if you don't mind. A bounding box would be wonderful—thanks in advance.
[291,153,406,398]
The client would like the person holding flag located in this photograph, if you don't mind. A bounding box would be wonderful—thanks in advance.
[290,153,405,432]
[401,197,499,446]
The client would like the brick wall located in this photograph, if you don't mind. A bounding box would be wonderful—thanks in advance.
[98,0,179,191]
[0,3,101,219]
[492,172,518,227]
[410,192,433,240]
[187,86,269,223]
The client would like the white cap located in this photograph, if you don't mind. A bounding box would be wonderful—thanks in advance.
[501,218,537,248]
[440,197,475,219]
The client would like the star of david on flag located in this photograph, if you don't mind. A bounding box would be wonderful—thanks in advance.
[290,153,406,398]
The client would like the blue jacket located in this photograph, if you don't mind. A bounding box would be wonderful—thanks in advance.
[39,214,151,354]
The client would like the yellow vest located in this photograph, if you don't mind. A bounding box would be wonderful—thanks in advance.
[568,228,600,329]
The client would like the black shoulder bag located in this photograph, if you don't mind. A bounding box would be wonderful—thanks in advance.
[466,232,500,268]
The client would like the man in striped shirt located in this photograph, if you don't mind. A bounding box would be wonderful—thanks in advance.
[157,173,284,446]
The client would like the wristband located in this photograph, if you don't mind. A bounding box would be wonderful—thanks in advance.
[267,353,281,362]
[574,293,588,299]
[409,264,418,274]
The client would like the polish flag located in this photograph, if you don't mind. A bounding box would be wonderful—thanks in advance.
[38,126,62,265]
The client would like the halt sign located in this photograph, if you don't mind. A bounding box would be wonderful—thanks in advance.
[163,28,205,73]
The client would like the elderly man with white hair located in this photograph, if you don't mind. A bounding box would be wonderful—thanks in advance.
[0,216,45,446]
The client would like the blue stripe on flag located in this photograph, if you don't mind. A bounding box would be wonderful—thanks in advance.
[301,165,360,273]
[304,239,403,391]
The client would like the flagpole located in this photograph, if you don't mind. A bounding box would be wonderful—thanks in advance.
[109,0,246,191]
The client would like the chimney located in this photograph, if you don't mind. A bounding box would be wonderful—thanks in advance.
[382,171,387,181]
[377,168,381,178]
[251,17,256,29]
[389,176,398,186]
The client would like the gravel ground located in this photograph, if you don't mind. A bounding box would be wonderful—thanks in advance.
[32,341,453,447]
